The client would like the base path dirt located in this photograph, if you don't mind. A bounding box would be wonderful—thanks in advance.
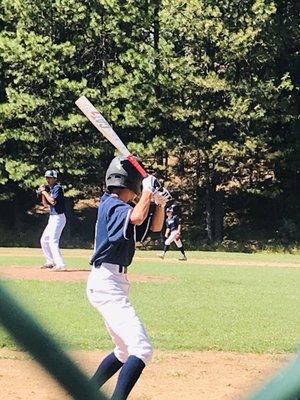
[0,266,176,283]
[0,348,291,400]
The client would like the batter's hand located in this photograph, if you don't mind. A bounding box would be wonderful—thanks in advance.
[142,175,159,193]
[36,185,45,195]
[153,187,172,207]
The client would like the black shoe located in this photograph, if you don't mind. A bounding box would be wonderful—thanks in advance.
[41,263,54,269]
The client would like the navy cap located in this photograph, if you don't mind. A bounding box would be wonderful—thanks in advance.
[45,170,58,178]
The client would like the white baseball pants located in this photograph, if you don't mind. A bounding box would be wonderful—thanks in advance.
[86,263,153,365]
[165,230,182,247]
[40,213,66,267]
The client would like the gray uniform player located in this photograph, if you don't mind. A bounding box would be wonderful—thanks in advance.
[86,155,171,400]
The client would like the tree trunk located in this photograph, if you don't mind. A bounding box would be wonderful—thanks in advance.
[13,198,23,231]
[205,184,214,244]
[63,197,75,245]
[214,190,224,244]
[13,189,24,231]
[164,151,168,181]
[153,0,162,99]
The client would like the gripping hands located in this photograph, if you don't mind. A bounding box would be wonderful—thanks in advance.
[142,175,160,193]
[153,187,172,207]
[142,175,172,207]
[36,184,50,196]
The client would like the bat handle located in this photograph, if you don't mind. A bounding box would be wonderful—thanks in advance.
[127,154,148,178]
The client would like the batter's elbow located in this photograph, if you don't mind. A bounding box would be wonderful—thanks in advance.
[130,216,145,226]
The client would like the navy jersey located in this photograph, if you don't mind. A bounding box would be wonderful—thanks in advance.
[91,193,156,268]
[166,215,181,231]
[91,193,135,267]
[50,183,66,215]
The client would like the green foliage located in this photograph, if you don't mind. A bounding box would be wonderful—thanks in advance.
[0,0,299,245]
[0,0,114,197]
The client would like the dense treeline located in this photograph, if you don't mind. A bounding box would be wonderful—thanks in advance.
[0,0,299,250]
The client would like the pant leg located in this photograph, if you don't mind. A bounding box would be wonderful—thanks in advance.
[105,321,129,363]
[40,219,54,265]
[174,237,183,248]
[87,266,153,365]
[47,214,66,268]
[165,230,177,246]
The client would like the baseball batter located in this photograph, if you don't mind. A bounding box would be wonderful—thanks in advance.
[86,155,170,400]
[159,206,187,260]
[39,170,67,271]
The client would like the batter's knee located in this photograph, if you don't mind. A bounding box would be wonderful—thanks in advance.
[40,237,48,246]
[129,342,153,365]
[113,345,129,364]
[48,239,60,248]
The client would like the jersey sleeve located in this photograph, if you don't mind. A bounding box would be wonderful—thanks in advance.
[51,185,62,199]
[106,203,133,243]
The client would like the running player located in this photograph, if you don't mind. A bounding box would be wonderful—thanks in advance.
[159,206,187,261]
[86,155,171,400]
[39,170,67,271]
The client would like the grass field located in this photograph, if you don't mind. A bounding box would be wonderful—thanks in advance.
[0,248,299,353]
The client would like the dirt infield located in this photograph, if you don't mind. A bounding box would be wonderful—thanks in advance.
[0,266,176,283]
[0,348,291,400]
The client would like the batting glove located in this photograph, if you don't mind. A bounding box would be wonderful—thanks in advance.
[153,187,172,206]
[142,175,160,193]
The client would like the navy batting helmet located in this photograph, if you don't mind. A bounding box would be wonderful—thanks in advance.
[105,155,143,195]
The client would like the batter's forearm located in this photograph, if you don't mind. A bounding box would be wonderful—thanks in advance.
[41,194,49,207]
[42,191,56,205]
[130,192,152,225]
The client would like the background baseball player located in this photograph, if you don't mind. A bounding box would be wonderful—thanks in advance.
[86,155,171,400]
[159,206,187,261]
[38,170,67,271]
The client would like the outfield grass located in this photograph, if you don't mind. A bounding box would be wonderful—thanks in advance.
[0,249,299,353]
[0,248,299,268]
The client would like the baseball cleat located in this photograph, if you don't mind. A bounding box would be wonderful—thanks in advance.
[51,266,67,272]
[41,263,54,269]
[158,253,165,259]
[178,255,187,261]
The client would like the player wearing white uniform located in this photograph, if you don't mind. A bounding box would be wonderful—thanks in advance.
[159,207,187,261]
[39,170,67,271]
[86,155,171,400]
